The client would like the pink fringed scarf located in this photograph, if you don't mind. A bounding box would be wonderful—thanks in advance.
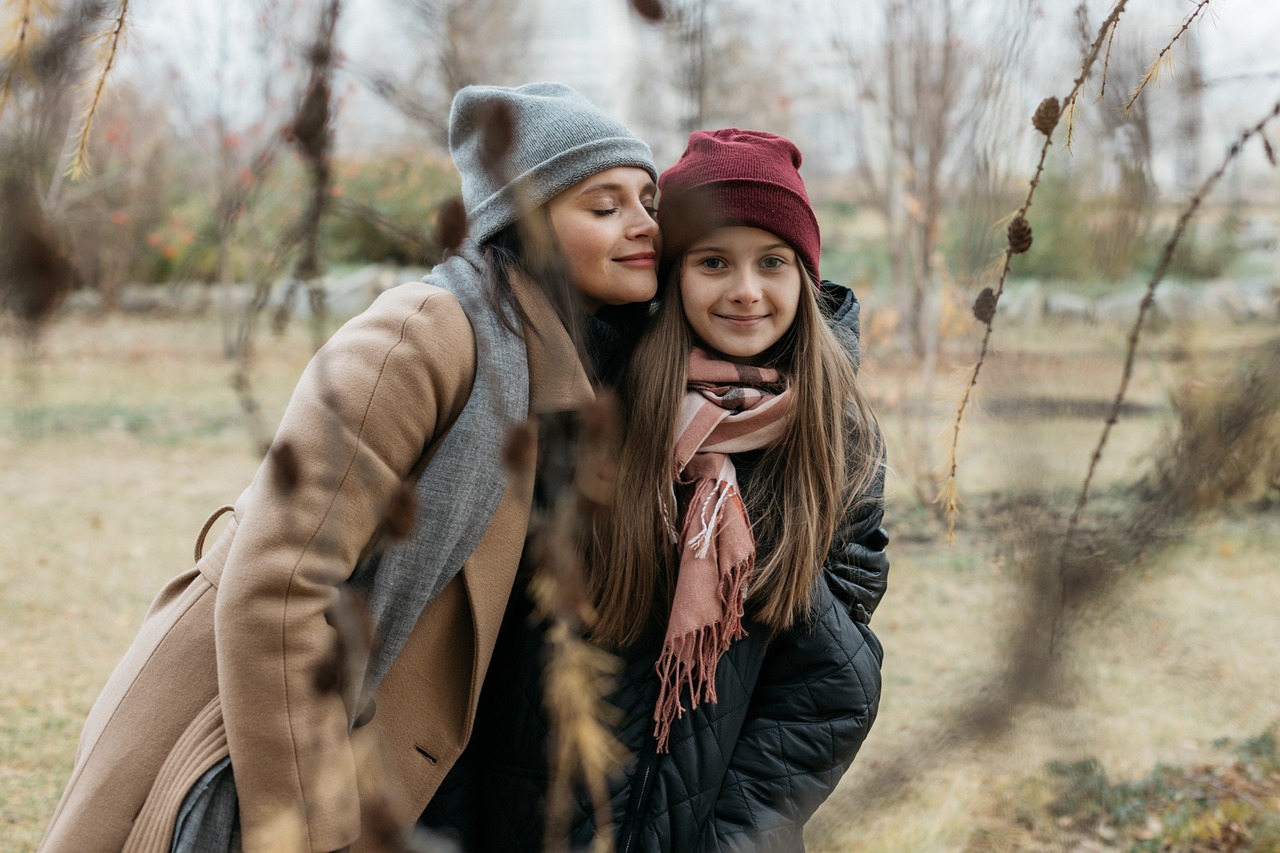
[653,347,793,752]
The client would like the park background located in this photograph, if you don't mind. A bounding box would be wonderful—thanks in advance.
[2,0,1279,850]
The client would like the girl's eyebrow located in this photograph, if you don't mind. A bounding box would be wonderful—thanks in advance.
[688,242,793,254]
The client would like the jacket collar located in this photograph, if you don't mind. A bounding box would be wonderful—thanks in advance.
[510,272,595,414]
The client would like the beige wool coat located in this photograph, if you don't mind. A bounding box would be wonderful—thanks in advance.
[40,275,593,853]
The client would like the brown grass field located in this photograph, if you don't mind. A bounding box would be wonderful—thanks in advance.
[2,309,1277,852]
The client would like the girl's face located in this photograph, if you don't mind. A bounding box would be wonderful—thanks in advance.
[679,226,803,364]
[545,166,660,312]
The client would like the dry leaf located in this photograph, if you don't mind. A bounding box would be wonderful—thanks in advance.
[434,196,468,252]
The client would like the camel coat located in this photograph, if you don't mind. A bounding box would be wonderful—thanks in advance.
[40,275,593,853]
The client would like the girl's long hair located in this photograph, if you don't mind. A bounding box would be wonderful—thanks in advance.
[588,264,883,647]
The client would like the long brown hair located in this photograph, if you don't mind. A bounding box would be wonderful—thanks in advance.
[588,263,883,647]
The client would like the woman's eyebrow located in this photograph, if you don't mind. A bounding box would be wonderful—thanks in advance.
[578,181,657,197]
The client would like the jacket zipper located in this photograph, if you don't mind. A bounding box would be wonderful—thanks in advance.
[621,742,657,853]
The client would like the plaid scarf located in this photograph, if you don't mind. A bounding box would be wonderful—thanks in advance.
[653,347,793,752]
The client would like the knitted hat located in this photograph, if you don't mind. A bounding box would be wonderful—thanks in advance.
[658,128,820,280]
[449,82,657,245]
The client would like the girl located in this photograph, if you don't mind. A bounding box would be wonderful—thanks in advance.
[596,128,888,851]
[422,129,889,852]
[40,83,661,853]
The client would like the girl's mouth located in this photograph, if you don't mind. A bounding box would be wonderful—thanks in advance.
[714,314,767,326]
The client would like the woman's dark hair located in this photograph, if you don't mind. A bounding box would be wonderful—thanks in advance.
[480,213,595,378]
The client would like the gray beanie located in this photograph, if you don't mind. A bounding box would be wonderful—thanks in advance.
[449,82,657,245]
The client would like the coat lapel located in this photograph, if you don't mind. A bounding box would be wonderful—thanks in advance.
[461,273,593,725]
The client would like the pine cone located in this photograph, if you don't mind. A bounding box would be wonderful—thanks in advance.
[384,481,418,540]
[1032,97,1061,136]
[629,0,665,21]
[291,78,330,162]
[973,287,997,324]
[269,441,301,494]
[1008,215,1034,254]
[476,101,515,168]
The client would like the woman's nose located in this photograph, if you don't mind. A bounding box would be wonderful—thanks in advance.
[626,203,659,240]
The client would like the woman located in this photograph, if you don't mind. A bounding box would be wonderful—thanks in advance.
[421,129,890,852]
[39,82,660,853]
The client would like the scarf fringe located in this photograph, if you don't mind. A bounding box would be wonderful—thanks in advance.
[652,552,752,753]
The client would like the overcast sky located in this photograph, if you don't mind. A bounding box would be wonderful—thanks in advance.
[116,0,1280,184]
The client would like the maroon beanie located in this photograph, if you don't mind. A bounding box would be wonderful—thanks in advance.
[657,128,821,281]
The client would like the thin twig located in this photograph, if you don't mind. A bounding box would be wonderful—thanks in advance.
[939,0,1129,540]
[1049,98,1280,652]
[289,0,341,351]
[1200,776,1270,814]
[1123,0,1213,112]
[1096,14,1119,101]
[65,0,129,180]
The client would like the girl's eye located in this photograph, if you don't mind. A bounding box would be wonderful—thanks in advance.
[592,208,619,217]
[761,256,787,269]
[644,205,658,218]
[698,257,727,270]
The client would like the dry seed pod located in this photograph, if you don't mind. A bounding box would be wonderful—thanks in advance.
[502,419,537,473]
[270,441,301,493]
[1,177,75,325]
[291,78,331,162]
[476,100,516,169]
[1007,215,1033,254]
[434,196,468,252]
[1032,96,1061,136]
[972,287,997,324]
[630,0,665,21]
[384,481,418,540]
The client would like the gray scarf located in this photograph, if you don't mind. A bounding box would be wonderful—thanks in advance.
[348,240,529,699]
[171,240,529,853]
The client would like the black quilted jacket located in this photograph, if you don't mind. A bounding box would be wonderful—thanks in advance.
[419,284,888,853]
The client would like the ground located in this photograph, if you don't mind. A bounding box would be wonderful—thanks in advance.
[1,309,1276,852]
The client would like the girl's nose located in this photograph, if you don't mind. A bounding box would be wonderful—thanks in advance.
[727,272,762,304]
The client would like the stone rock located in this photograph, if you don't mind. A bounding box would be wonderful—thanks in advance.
[118,283,169,314]
[61,289,105,315]
[999,280,1044,325]
[1095,288,1145,327]
[1150,281,1196,325]
[1043,290,1095,323]
[1237,277,1280,321]
[166,282,215,315]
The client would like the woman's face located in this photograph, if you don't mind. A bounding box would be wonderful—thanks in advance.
[679,226,803,364]
[545,166,660,312]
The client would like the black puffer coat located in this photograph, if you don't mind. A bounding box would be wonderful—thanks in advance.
[420,284,889,853]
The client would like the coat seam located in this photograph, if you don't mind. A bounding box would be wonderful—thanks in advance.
[276,288,463,848]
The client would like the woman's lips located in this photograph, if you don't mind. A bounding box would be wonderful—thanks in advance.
[614,252,656,268]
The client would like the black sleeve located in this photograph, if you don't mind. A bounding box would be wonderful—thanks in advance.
[701,584,883,852]
[823,456,890,625]
[818,280,891,624]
